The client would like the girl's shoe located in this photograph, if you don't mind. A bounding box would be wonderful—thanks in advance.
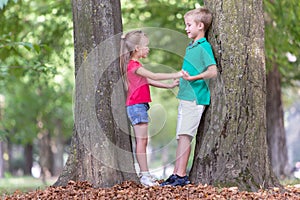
[140,174,159,187]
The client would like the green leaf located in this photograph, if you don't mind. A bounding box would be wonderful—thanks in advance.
[33,44,41,53]
[17,42,33,51]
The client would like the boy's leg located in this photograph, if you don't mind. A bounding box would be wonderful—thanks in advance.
[160,135,192,186]
[173,134,193,177]
[161,101,204,186]
[133,123,149,172]
[173,101,202,176]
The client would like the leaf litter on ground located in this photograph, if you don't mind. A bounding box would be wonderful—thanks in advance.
[2,180,300,200]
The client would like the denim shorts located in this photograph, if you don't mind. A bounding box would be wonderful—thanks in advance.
[127,103,150,125]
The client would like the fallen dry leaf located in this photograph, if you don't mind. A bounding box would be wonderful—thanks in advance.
[2,180,300,200]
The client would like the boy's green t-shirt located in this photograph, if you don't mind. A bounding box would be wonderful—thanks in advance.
[177,37,216,105]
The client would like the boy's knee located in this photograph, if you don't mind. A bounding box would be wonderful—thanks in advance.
[178,134,193,142]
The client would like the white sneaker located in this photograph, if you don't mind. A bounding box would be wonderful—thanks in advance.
[140,174,159,187]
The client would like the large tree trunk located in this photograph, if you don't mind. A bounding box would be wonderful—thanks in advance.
[54,0,137,188]
[266,64,289,179]
[190,0,280,191]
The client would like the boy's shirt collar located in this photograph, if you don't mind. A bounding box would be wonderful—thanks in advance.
[188,37,207,48]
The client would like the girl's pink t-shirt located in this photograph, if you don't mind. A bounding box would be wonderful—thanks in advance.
[126,60,151,106]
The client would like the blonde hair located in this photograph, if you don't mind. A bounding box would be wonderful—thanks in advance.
[184,8,213,32]
[119,30,148,90]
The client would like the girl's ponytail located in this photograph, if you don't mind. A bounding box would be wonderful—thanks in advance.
[119,30,146,91]
[120,35,130,91]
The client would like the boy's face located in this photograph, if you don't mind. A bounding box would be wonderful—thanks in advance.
[184,16,203,40]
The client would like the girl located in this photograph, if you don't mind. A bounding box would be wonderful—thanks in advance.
[120,30,183,186]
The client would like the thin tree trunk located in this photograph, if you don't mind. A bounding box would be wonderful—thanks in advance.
[0,96,3,178]
[38,130,52,183]
[54,0,137,187]
[266,64,289,178]
[7,141,13,174]
[0,142,3,178]
[24,144,33,175]
[51,119,64,177]
[190,0,280,191]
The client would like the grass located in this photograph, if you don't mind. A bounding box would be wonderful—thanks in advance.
[280,177,300,186]
[0,176,56,195]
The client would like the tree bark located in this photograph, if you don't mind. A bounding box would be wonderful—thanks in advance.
[266,65,288,178]
[190,0,280,191]
[54,0,138,188]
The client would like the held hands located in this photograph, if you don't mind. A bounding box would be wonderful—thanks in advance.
[169,70,189,88]
[176,70,189,78]
[169,79,180,88]
[175,70,188,78]
[181,70,191,80]
[168,70,190,88]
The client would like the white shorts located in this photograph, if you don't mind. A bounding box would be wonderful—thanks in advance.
[176,100,205,139]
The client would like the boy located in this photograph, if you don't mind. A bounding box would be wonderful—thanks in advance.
[161,7,217,186]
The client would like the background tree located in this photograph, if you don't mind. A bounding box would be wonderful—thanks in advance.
[189,0,280,191]
[0,0,73,177]
[264,0,300,178]
[54,0,138,187]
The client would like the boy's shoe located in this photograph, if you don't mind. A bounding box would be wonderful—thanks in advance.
[140,174,159,187]
[160,174,190,186]
[160,174,177,186]
[169,175,190,186]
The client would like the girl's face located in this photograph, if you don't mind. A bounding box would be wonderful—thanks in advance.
[184,16,202,40]
[138,37,149,58]
[131,36,149,60]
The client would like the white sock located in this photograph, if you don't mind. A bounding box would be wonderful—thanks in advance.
[140,171,150,177]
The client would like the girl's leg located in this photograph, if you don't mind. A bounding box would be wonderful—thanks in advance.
[133,123,149,172]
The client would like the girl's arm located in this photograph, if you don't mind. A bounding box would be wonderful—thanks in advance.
[147,78,179,89]
[183,65,217,81]
[136,67,183,80]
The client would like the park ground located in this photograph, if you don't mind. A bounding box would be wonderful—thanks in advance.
[0,176,300,199]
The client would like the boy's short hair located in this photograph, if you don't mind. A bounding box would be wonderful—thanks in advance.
[184,7,213,32]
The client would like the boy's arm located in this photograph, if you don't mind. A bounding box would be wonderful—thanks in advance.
[147,78,179,89]
[183,65,217,81]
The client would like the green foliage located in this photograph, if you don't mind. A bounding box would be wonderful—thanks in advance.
[0,0,73,83]
[121,0,202,71]
[122,0,196,30]
[0,0,74,146]
[264,0,300,86]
